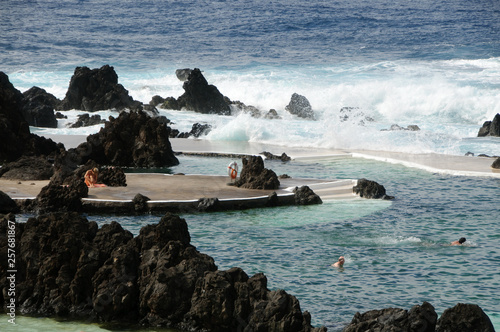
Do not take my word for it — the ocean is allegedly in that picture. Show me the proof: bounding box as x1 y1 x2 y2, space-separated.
2 0 500 331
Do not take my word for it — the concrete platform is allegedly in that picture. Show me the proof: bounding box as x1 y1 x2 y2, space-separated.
0 174 357 214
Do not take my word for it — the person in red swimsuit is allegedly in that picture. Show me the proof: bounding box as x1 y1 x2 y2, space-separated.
84 167 99 187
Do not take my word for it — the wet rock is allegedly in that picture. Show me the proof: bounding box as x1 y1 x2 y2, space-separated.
261 151 291 162
161 96 181 110
149 95 165 106
353 178 394 200
196 197 221 212
285 93 315 120
0 213 324 331
75 110 179 167
0 191 19 213
0 155 54 180
382 124 421 131
492 157 500 169
175 68 193 81
70 113 106 128
133 193 150 213
177 68 231 115
343 301 437 332
58 65 142 112
340 107 374 125
436 303 495 332
189 123 212 137
234 155 280 190
478 113 500 137
293 186 322 205
264 108 281 119
21 86 59 128
0 72 61 163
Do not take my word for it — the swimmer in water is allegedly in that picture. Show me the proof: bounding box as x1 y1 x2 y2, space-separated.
451 237 466 246
332 256 345 268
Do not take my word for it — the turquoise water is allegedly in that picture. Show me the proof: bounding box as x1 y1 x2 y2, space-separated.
10 155 495 331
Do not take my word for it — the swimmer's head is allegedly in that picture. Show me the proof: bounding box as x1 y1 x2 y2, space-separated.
93 167 99 173
458 237 466 244
338 256 345 262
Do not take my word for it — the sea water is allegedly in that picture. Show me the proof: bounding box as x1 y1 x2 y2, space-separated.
2 0 500 330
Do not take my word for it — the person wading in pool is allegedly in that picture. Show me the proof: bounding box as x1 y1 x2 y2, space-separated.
451 237 466 246
84 167 99 187
332 256 345 268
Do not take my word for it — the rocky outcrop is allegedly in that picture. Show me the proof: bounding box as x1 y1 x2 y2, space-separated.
492 157 500 169
74 110 179 167
70 113 106 128
353 178 394 200
0 191 19 213
343 301 438 332
0 213 324 332
261 151 291 162
0 155 54 180
58 65 142 112
234 155 280 190
175 68 193 81
175 68 231 115
478 113 500 137
382 124 420 131
285 93 315 120
36 180 88 214
436 303 495 332
293 186 322 205
0 72 61 163
21 86 59 128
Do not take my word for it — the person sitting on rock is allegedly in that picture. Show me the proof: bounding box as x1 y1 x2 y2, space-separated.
451 237 466 246
332 256 345 268
84 167 99 187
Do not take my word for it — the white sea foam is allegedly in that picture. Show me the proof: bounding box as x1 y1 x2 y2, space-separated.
12 58 500 157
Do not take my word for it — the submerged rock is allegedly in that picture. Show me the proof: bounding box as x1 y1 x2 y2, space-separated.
58 65 142 112
0 213 324 332
353 178 394 200
234 155 280 190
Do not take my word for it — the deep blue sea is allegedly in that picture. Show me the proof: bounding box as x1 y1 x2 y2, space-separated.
2 0 500 331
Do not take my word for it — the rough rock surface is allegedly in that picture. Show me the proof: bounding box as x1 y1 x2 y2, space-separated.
353 178 394 200
492 157 500 169
0 191 19 213
293 186 322 205
285 93 315 120
74 110 179 167
21 86 59 128
70 113 106 128
176 68 231 115
35 180 88 214
436 303 495 332
261 151 291 162
478 113 500 137
0 72 61 163
234 155 280 190
58 65 142 112
0 213 324 332
0 155 54 180
343 301 438 332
